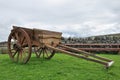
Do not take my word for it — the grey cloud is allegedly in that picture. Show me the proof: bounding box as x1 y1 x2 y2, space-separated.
0 0 120 41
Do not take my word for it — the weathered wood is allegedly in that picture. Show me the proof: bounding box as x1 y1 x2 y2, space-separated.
78 48 120 51
65 44 120 52
46 45 114 68
33 28 62 47
9 26 114 67
59 44 112 62
65 43 120 46
13 26 62 47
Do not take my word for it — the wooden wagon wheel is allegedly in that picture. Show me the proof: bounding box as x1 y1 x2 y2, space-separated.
34 46 55 59
8 28 32 64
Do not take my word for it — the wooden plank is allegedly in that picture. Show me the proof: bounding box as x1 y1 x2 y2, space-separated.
33 28 62 37
78 48 120 51
38 34 61 39
65 43 120 51
59 44 113 62
65 44 120 46
33 28 62 46
46 45 113 68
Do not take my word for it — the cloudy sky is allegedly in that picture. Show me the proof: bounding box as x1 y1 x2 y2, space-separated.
0 0 120 42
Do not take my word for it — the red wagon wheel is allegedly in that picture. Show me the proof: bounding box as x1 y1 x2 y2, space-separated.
34 46 55 59
8 28 32 64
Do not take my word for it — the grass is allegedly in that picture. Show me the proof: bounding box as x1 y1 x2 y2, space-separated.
0 53 120 80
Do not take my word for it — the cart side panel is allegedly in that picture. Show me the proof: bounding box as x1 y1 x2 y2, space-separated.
33 29 62 47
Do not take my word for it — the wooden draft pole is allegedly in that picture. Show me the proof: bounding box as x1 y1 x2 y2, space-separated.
59 44 113 62
46 44 114 68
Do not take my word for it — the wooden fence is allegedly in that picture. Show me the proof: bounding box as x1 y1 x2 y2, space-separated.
0 46 8 54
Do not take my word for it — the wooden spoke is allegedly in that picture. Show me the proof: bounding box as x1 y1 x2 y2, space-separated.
34 46 55 59
21 36 25 45
44 49 49 58
38 49 42 57
42 49 45 58
8 28 32 64
12 50 18 57
34 47 42 58
16 52 20 62
15 32 20 43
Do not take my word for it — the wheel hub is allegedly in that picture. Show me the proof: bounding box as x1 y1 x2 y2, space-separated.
13 44 22 51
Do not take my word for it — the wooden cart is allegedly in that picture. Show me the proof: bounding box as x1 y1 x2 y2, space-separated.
8 26 114 68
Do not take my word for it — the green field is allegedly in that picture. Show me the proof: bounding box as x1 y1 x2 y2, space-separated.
0 53 120 80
